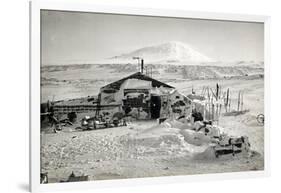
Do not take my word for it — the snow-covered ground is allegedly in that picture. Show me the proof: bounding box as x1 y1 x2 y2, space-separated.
41 61 264 182
41 76 264 183
41 118 263 183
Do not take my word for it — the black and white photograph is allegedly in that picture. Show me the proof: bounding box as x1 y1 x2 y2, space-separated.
40 10 265 184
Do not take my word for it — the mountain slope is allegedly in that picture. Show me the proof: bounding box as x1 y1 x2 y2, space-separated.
108 41 214 64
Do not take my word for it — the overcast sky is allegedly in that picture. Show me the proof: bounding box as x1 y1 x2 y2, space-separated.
41 10 264 65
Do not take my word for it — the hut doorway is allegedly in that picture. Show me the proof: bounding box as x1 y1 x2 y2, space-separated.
151 95 161 119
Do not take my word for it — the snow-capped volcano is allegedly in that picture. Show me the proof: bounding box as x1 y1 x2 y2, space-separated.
108 41 214 64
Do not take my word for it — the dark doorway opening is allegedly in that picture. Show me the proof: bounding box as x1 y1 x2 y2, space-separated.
151 95 161 119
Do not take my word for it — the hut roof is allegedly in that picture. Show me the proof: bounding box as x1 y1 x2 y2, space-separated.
101 72 174 91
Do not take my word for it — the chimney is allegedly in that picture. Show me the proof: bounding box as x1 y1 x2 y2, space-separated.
141 59 144 74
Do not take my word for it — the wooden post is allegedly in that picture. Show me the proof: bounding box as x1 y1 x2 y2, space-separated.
211 102 213 121
241 91 244 111
226 88 229 112
216 83 219 101
219 85 222 99
237 91 240 111
212 103 215 121
218 104 222 124
204 102 206 120
216 103 218 123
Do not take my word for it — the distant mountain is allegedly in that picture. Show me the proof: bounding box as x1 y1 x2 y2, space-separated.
107 41 214 64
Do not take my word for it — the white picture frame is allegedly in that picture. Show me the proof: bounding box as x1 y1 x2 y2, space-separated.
30 1 271 192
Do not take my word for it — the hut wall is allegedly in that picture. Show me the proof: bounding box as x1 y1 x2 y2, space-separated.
159 90 192 119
